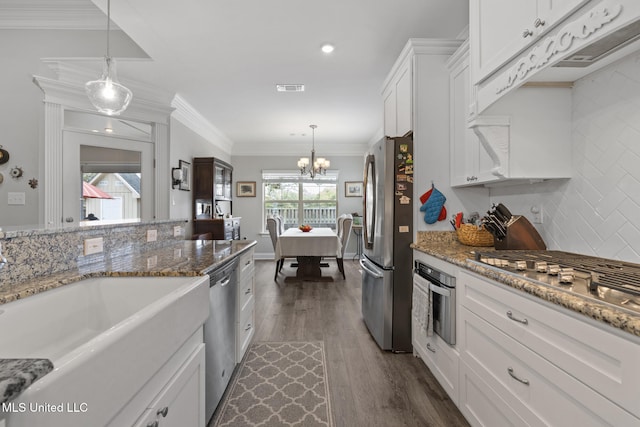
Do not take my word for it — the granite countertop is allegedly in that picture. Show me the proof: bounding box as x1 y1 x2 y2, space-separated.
0 238 256 404
411 232 640 338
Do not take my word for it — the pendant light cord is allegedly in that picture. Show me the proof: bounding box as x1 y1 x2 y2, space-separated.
106 0 111 59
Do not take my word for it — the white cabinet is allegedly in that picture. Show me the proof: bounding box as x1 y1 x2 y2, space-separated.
109 331 206 427
412 276 460 404
447 41 498 187
470 0 587 86
133 344 205 427
236 247 255 363
457 270 640 426
383 55 412 137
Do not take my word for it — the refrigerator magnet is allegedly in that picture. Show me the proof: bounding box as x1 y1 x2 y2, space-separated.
397 174 407 182
400 144 408 153
399 195 411 204
397 183 407 191
407 176 414 183
405 165 413 175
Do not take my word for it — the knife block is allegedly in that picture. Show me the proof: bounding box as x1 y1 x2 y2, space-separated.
494 216 547 250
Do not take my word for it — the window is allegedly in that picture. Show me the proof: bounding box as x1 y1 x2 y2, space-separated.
263 170 338 230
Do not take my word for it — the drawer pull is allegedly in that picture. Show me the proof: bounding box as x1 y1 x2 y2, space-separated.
506 310 528 325
245 323 252 331
426 343 436 353
147 422 159 427
245 260 252 266
522 29 533 38
245 288 252 295
508 367 530 386
157 406 169 417
534 18 545 28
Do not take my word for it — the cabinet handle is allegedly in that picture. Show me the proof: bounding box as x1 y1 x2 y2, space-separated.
508 367 530 385
157 407 169 418
244 288 252 295
534 18 545 28
147 422 159 427
245 260 252 266
426 343 436 353
522 29 533 38
245 323 252 331
506 310 528 325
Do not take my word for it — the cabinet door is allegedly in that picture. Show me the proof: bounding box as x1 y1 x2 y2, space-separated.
214 165 225 198
134 345 206 427
471 0 537 84
395 64 412 137
539 0 587 26
194 160 214 200
383 89 397 137
449 49 498 187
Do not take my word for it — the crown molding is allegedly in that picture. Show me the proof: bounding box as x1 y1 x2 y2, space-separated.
171 94 235 155
0 1 119 30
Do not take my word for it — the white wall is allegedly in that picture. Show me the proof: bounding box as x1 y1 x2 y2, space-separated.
490 51 640 262
0 29 146 228
231 154 365 259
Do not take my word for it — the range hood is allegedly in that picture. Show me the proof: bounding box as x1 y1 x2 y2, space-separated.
554 17 640 68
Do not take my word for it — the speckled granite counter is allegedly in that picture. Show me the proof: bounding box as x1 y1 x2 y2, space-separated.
412 232 640 339
0 359 54 404
0 238 256 403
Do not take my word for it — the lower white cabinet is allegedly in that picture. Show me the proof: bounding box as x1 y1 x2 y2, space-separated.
133 344 205 427
108 331 206 427
412 276 459 404
236 247 255 363
457 270 640 426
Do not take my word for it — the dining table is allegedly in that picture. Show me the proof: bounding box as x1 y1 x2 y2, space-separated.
274 227 342 282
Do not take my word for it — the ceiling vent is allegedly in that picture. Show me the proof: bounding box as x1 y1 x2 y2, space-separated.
554 18 640 68
276 84 305 92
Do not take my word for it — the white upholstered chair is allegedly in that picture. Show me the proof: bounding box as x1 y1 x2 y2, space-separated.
336 214 353 279
266 216 283 280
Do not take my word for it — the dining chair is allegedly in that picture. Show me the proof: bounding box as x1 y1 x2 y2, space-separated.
336 214 353 279
266 216 283 280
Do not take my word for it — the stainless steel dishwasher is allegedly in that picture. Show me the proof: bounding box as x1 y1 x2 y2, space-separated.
204 258 238 422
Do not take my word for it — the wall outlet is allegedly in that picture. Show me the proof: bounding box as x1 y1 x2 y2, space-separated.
147 255 158 269
531 205 543 224
8 192 25 205
173 226 183 237
146 229 157 242
84 237 104 255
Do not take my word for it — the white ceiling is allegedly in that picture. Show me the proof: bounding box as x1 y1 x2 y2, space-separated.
3 0 469 155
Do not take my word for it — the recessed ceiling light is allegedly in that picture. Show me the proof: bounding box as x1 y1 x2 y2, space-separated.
104 127 114 133
276 84 305 92
321 44 335 54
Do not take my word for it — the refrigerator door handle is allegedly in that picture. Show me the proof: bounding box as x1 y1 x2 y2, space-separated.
360 258 384 279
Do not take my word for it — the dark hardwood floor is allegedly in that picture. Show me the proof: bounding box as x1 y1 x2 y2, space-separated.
251 258 470 427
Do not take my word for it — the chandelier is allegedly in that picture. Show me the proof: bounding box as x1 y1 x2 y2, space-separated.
297 124 330 179
85 0 133 116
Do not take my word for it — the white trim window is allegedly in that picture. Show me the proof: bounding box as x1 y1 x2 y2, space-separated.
263 170 339 230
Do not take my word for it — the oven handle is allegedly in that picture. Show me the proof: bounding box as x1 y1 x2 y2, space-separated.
429 282 452 298
360 258 384 279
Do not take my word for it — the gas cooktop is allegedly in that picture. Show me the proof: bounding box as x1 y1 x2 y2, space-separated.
470 250 640 316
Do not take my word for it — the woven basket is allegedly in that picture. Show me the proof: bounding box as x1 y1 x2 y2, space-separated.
456 223 494 247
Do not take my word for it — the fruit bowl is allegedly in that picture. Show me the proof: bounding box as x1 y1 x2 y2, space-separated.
298 224 313 232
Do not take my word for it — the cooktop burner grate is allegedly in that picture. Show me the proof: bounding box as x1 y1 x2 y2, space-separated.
474 250 640 297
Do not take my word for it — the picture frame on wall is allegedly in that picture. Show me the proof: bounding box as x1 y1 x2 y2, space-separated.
345 181 363 197
179 160 191 191
237 181 256 197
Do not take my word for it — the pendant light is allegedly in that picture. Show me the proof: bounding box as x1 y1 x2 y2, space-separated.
298 125 330 179
85 0 132 116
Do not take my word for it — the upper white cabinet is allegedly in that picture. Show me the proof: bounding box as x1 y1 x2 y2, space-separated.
470 0 640 114
470 0 587 86
448 41 498 187
383 55 412 137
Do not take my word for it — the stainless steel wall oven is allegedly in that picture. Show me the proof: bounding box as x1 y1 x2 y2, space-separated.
413 261 456 346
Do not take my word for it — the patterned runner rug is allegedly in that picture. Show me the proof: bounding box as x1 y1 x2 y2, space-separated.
213 341 334 427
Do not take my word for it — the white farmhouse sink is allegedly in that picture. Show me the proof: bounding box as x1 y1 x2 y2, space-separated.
0 275 209 427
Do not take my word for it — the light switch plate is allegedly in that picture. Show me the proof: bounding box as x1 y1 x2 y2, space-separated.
84 237 104 255
8 192 25 205
146 229 157 242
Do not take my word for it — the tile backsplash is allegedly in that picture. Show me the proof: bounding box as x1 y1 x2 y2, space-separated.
490 52 640 262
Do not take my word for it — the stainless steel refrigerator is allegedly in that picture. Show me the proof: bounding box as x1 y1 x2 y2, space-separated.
360 136 413 352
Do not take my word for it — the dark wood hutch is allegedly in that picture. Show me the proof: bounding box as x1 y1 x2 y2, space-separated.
192 157 240 240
